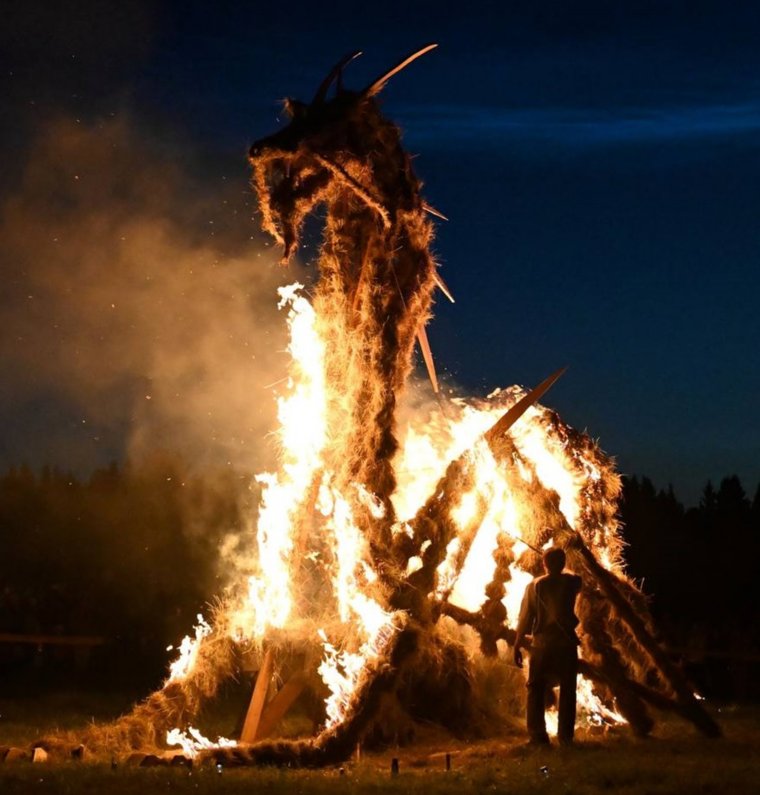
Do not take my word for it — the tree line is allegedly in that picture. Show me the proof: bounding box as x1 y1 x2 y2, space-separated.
619 474 760 702
0 461 757 696
0 457 249 685
620 474 759 628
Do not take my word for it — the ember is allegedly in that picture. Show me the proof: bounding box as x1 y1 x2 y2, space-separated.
57 46 719 764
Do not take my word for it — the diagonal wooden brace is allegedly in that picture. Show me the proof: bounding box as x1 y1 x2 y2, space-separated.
240 649 274 744
256 672 309 741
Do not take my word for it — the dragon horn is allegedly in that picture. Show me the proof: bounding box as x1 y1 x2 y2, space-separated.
433 272 455 303
311 50 363 104
416 324 439 394
363 43 438 97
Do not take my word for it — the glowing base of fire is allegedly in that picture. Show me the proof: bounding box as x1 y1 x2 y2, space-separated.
166 727 237 759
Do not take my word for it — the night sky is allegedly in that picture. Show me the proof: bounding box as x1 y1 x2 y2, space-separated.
2 1 759 504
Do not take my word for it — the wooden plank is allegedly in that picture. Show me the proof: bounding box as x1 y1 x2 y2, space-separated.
240 648 274 743
484 366 567 443
255 672 308 741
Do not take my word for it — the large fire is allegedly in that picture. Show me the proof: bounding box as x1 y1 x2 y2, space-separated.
169 284 624 750
63 45 717 765
164 281 625 755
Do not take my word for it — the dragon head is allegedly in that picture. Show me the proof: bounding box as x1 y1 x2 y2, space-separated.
248 45 437 261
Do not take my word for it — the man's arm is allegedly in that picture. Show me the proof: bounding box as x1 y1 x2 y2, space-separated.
513 581 535 667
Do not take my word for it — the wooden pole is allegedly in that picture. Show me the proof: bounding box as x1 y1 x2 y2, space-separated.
255 672 308 741
240 649 274 743
577 660 712 725
566 536 721 738
579 588 654 736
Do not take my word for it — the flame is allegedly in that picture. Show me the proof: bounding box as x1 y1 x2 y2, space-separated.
227 283 328 638
576 677 627 726
166 286 629 743
542 676 626 737
315 479 401 727
167 614 211 683
166 727 237 758
446 443 518 612
318 613 402 729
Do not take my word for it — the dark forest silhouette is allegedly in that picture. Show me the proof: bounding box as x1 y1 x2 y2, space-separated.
622 475 760 625
0 458 248 688
0 462 758 700
619 474 760 701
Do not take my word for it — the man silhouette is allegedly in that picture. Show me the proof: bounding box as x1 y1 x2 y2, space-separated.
514 546 582 746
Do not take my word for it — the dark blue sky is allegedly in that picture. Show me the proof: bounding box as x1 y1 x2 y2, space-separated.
2 1 759 504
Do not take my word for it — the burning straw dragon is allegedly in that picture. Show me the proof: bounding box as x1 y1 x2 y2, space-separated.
50 45 719 764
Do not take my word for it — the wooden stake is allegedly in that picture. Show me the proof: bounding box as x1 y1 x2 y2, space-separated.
255 672 307 741
240 649 274 743
567 536 721 738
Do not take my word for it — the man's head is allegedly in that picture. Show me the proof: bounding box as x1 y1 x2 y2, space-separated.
543 547 566 575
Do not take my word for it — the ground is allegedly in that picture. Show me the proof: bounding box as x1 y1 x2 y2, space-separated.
1 689 758 794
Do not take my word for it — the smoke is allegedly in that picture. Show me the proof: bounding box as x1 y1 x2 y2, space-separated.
0 113 307 476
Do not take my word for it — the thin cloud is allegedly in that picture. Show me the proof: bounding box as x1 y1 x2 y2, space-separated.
401 100 760 149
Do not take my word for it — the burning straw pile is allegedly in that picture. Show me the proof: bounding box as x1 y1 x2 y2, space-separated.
43 45 719 765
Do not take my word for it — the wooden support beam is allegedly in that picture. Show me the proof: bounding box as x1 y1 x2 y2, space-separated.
240 649 274 744
578 660 715 727
438 601 517 646
255 672 308 741
566 535 721 738
484 367 567 444
578 588 654 736
439 600 701 737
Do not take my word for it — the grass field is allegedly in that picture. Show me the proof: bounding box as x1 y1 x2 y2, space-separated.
1 690 758 794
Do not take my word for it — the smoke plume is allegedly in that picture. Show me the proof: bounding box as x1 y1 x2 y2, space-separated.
0 113 307 477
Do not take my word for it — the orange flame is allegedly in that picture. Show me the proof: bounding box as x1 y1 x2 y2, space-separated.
167 286 628 745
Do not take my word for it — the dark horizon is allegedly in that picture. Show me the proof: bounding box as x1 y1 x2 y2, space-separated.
2 452 757 514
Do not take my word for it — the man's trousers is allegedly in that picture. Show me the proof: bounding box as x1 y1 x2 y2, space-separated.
526 639 578 743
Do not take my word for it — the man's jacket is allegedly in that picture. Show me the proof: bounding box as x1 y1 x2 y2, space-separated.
516 571 582 645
